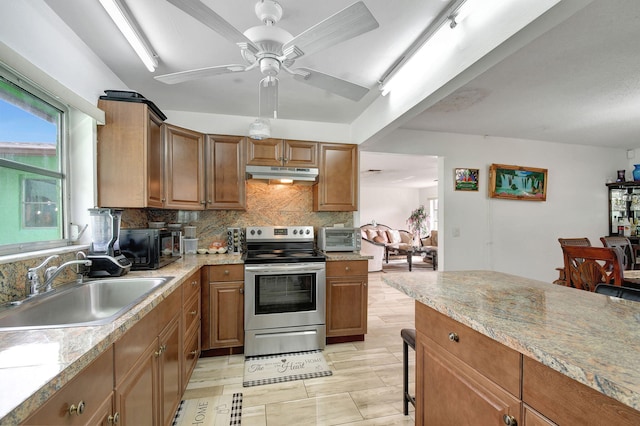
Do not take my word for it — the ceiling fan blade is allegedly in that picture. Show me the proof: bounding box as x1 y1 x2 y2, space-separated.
292 68 369 101
282 1 379 61
259 77 279 119
166 0 259 54
154 64 247 84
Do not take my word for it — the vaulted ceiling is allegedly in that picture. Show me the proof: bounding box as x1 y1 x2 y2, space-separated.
42 0 640 187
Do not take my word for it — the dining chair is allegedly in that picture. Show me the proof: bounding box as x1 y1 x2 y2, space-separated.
554 238 592 285
600 236 639 270
561 245 623 292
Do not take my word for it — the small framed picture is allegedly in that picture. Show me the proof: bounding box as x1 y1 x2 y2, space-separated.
454 168 479 191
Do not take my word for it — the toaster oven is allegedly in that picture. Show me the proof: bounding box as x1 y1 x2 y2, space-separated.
317 227 361 252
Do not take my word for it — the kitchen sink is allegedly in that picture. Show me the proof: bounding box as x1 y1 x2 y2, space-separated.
0 277 173 331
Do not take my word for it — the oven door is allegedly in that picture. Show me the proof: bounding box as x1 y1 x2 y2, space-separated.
244 262 326 332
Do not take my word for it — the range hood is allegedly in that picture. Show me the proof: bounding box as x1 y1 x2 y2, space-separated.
246 165 319 184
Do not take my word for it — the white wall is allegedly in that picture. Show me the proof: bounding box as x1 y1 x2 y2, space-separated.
359 187 420 231
365 129 627 283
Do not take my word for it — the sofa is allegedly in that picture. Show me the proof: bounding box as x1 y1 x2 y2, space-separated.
420 230 438 269
360 223 414 271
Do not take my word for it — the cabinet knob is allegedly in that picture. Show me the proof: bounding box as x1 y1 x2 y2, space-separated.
108 412 120 424
191 280 198 286
503 415 518 426
448 332 459 342
239 287 244 294
345 266 350 271
200 200 206 205
68 400 85 416
224 269 230 275
208 199 212 203
190 350 198 357
190 310 197 316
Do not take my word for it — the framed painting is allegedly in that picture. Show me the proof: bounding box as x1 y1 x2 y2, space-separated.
489 164 547 201
454 168 479 191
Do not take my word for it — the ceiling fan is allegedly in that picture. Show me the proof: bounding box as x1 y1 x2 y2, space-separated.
155 0 379 118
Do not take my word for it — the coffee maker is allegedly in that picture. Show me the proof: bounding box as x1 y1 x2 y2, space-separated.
87 208 131 277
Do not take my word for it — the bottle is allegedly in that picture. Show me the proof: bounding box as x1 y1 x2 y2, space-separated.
618 218 624 235
624 218 632 237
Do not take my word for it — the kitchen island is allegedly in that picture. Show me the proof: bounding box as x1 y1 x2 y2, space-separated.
383 270 640 425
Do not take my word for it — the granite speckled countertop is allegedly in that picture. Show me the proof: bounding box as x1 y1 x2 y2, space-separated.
382 270 640 411
323 252 371 261
0 252 366 423
0 254 241 424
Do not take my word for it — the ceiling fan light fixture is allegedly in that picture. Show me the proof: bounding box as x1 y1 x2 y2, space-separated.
248 117 271 140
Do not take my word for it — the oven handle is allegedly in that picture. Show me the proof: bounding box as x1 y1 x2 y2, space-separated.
245 263 326 273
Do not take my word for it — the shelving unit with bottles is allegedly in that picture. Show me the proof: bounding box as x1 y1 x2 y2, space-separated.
607 182 640 238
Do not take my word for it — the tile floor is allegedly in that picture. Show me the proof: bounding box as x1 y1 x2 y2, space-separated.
183 260 432 425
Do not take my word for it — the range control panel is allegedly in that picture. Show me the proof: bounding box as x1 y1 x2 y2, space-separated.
245 226 314 242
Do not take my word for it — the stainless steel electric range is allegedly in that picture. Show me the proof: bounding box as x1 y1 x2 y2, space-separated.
243 226 326 356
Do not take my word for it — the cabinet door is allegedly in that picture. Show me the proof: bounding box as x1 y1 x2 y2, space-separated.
284 140 318 167
326 276 367 337
114 339 159 426
209 281 244 348
246 138 284 166
206 135 246 210
163 124 205 210
417 333 521 425
97 100 164 208
314 143 358 211
23 347 114 425
159 313 182 426
524 405 556 426
147 111 164 208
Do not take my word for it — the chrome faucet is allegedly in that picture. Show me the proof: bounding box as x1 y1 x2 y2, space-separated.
26 253 92 297
43 260 92 292
26 255 60 297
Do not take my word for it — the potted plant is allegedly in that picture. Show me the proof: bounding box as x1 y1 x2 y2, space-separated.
407 205 429 244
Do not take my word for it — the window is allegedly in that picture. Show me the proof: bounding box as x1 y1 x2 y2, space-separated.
429 198 438 231
0 65 67 254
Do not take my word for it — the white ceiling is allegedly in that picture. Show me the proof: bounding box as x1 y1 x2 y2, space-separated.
42 0 640 188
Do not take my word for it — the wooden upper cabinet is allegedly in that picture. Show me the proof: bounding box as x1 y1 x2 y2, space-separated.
206 135 246 210
246 138 318 167
313 143 358 211
163 124 205 210
97 99 164 208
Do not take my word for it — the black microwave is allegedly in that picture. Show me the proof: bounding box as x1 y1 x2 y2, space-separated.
119 228 181 270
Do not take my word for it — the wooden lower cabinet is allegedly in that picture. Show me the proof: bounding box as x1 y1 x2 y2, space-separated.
202 264 244 351
182 271 201 392
23 347 115 425
416 302 640 425
326 260 368 340
114 287 182 426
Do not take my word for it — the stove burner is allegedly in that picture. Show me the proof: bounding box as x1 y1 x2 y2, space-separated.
256 253 278 258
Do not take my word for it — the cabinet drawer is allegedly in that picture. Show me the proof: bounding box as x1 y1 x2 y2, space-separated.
23 347 114 425
327 260 367 277
184 291 200 337
183 326 200 386
416 302 521 396
523 357 640 425
208 264 244 282
183 270 201 302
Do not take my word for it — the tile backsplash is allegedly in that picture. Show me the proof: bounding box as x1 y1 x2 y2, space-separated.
0 181 353 303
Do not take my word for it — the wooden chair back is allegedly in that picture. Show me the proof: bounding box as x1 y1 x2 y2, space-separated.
562 246 623 292
554 238 592 285
558 237 591 247
600 236 637 270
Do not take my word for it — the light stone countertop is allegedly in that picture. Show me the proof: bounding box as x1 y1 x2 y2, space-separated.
0 252 365 424
0 254 241 425
382 270 640 412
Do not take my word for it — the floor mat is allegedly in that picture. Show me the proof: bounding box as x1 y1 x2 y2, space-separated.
172 393 242 426
243 350 332 387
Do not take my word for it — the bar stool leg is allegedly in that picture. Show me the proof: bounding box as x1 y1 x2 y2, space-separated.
403 338 410 415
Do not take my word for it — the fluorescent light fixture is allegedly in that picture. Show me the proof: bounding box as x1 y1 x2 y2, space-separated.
378 0 470 96
99 0 158 72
